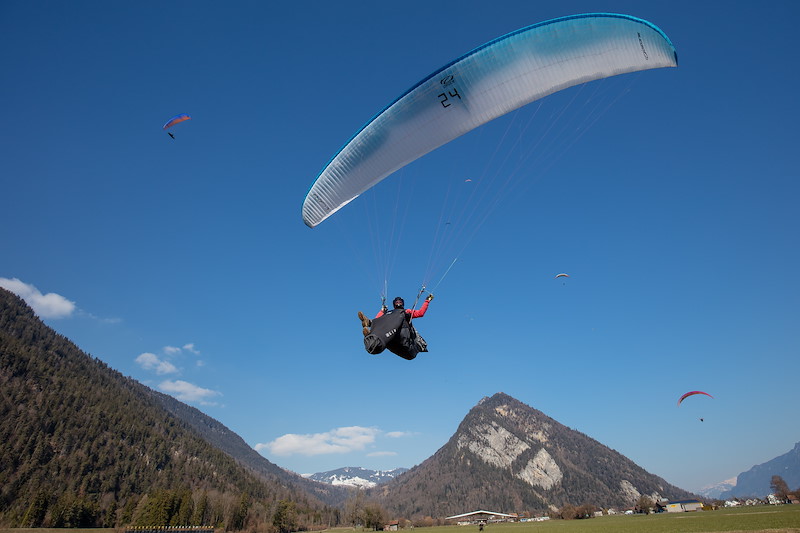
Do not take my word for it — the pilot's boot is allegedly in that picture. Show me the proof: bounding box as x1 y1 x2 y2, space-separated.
358 311 371 328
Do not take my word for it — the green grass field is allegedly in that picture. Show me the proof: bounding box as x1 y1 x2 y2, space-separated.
2 506 799 533
416 506 800 533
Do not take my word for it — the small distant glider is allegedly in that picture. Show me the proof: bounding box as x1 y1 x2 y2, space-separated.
163 114 191 138
677 390 713 406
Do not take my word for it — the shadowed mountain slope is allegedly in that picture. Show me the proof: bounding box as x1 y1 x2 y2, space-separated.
720 442 800 499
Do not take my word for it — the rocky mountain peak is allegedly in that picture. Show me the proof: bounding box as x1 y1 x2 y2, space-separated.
372 392 696 517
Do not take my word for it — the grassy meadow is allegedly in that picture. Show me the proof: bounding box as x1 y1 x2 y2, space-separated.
417 506 800 533
2 506 799 533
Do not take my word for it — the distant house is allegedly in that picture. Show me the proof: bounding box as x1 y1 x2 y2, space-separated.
384 520 400 531
665 500 703 512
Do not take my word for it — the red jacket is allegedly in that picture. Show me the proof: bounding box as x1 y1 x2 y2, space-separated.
375 300 430 319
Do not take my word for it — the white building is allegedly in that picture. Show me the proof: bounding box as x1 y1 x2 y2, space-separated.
445 511 517 524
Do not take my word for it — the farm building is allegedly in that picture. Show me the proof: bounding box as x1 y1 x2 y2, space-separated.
665 499 703 512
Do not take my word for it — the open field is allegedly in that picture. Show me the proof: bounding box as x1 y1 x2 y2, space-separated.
2 507 799 533
414 506 800 533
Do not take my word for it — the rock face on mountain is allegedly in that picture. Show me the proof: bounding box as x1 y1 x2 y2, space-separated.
373 393 695 517
719 442 800 499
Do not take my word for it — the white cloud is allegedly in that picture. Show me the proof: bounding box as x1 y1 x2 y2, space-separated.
385 431 412 438
81 312 121 324
183 343 200 354
163 343 199 356
0 277 75 319
135 352 178 374
158 379 221 405
135 342 205 378
367 451 398 457
256 426 380 457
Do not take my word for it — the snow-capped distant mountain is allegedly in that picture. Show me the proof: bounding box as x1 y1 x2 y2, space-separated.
696 477 737 499
304 466 409 488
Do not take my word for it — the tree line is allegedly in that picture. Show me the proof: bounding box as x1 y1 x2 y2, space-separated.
14 485 346 531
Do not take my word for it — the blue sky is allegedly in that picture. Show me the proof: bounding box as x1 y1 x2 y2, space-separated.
2 0 799 494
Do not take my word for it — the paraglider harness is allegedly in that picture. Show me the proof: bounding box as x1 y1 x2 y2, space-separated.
363 292 428 360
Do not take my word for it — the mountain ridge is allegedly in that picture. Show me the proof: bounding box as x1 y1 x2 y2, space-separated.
697 477 737 499
370 393 697 517
719 442 800 499
148 387 350 506
304 467 409 488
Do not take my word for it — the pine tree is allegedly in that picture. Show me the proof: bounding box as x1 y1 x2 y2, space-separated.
20 490 49 527
272 499 298 533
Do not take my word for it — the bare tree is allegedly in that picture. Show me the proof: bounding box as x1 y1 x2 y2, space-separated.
344 489 366 528
635 495 654 514
771 475 790 502
556 504 577 520
363 503 387 531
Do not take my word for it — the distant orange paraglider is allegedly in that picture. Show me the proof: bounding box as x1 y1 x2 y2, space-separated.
163 113 191 139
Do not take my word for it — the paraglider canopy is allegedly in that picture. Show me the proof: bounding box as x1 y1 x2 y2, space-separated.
163 114 191 130
677 390 713 406
302 13 678 228
555 273 570 279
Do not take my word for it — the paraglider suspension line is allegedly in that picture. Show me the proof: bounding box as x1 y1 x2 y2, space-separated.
431 258 458 293
408 285 427 322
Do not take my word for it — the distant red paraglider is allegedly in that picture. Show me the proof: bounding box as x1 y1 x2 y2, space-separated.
677 390 713 406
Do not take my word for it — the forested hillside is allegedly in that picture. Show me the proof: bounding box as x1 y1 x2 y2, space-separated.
0 288 340 529
149 386 349 507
